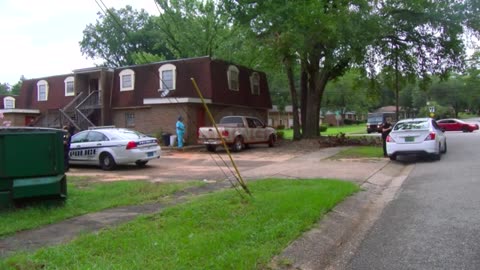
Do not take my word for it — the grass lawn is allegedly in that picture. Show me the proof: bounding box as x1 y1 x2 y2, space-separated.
1 179 359 270
330 146 384 159
457 112 479 119
279 124 366 139
0 177 202 238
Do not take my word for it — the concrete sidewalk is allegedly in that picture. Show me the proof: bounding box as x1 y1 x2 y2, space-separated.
0 147 410 263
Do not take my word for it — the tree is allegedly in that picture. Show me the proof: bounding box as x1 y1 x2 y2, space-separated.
366 1 469 121
80 6 173 67
429 76 470 117
0 83 9 95
152 0 235 59
225 0 380 137
226 0 475 138
9 76 25 96
322 70 371 117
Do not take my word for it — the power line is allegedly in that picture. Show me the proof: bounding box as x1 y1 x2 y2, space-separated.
93 0 247 192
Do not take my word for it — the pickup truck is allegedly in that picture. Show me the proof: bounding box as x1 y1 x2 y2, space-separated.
197 116 277 152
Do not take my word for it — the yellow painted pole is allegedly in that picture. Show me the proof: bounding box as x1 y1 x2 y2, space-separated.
190 78 251 196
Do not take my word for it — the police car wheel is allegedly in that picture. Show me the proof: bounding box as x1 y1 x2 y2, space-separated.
135 160 148 167
100 153 116 170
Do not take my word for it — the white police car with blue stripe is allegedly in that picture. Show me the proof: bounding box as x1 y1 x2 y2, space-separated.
69 127 161 170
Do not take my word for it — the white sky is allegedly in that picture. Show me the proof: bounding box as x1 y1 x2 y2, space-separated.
0 0 159 86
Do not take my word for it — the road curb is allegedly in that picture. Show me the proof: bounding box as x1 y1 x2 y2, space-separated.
270 162 415 270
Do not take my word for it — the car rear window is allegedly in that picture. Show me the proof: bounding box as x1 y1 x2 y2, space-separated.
367 117 383 123
107 129 148 140
219 117 245 127
394 120 429 131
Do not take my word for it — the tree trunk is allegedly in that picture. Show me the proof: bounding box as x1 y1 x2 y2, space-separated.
285 61 302 140
395 47 400 122
300 61 308 134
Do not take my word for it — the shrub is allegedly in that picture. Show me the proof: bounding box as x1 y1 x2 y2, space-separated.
276 131 285 139
319 125 328 132
343 119 359 125
276 124 285 130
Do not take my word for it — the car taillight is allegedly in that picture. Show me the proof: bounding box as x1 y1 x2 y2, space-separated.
386 135 395 142
425 132 436 141
221 130 229 137
126 141 137 149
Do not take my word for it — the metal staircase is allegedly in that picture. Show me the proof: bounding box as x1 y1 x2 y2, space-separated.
33 91 101 130
60 91 100 130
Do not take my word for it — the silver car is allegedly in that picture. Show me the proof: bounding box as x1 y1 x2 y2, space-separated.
386 118 447 161
69 127 161 170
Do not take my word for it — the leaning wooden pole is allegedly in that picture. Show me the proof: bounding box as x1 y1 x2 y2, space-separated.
190 78 251 196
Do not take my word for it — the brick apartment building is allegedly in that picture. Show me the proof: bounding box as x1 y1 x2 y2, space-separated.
5 56 272 144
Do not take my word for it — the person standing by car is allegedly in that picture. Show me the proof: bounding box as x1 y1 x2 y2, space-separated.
381 118 393 157
176 116 185 149
63 125 74 171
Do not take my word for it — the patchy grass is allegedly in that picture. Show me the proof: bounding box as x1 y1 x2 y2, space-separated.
0 177 202 238
280 124 366 140
1 179 359 270
330 146 384 159
457 112 479 119
321 124 366 136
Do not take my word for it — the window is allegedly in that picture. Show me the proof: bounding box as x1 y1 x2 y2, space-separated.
227 65 239 91
71 131 89 143
125 112 135 127
3 96 15 109
87 131 108 142
119 69 135 91
159 64 176 91
64 76 75 96
247 118 256 128
37 80 49 101
253 118 264 128
250 72 260 95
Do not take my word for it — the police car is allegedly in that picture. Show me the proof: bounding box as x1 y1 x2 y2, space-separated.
69 127 161 170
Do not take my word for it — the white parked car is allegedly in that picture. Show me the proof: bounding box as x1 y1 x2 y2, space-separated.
386 118 447 161
69 127 161 170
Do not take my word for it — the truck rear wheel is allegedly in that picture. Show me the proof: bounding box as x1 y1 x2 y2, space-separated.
268 134 275 147
232 137 243 152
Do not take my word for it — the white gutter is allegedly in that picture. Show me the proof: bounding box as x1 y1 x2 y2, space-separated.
143 97 212 105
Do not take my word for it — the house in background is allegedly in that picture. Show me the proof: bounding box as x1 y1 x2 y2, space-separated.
268 105 364 128
268 105 297 128
16 56 272 144
321 110 365 126
0 94 39 126
373 106 414 119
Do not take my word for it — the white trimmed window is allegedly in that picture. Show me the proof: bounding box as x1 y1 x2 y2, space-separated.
250 72 260 95
37 80 49 101
119 69 135 91
227 65 239 91
3 96 15 109
125 112 135 127
159 64 176 91
64 76 75 96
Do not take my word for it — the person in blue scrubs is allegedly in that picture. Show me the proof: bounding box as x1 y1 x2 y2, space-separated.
176 116 185 149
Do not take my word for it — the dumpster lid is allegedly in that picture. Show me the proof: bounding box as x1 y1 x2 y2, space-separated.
0 127 64 133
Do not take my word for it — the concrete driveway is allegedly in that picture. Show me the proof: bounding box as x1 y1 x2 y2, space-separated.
67 140 389 185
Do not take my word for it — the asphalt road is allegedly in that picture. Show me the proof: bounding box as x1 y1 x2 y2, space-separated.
347 124 480 269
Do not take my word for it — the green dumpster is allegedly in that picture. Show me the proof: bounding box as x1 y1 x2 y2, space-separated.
0 127 67 208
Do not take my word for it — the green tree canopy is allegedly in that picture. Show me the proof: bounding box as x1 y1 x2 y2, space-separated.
80 5 173 67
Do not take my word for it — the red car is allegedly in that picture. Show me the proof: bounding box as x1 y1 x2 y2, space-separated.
436 118 479 132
